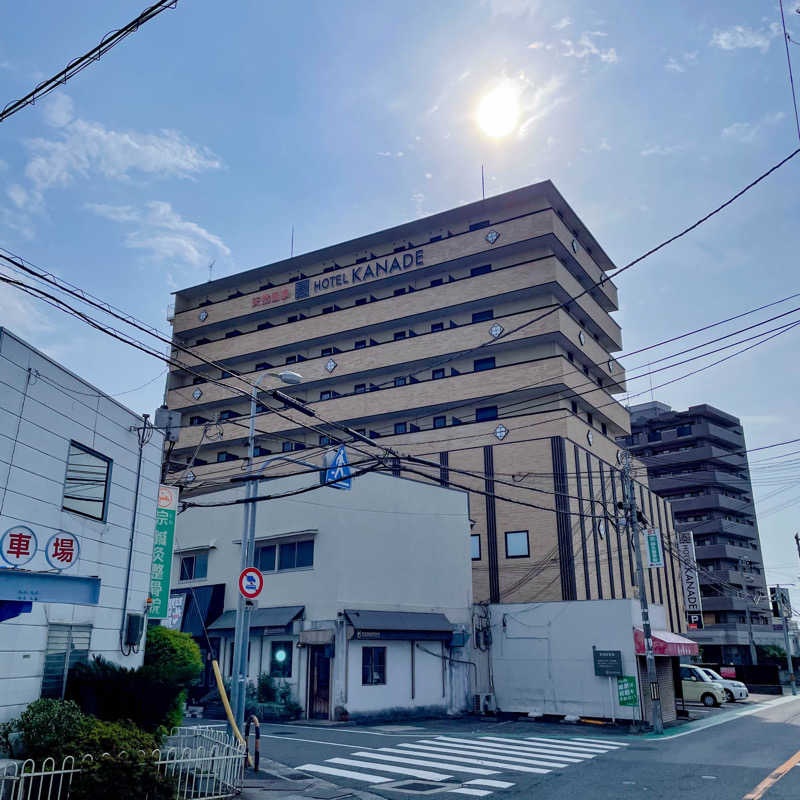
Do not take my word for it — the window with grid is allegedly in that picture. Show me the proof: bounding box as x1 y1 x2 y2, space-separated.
41 624 92 699
179 551 208 580
62 441 112 521
362 646 386 685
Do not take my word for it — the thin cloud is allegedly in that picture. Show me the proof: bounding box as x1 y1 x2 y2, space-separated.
722 111 785 143
553 16 572 30
518 75 568 138
665 53 697 73
710 24 780 53
641 143 684 157
0 283 54 337
561 31 618 63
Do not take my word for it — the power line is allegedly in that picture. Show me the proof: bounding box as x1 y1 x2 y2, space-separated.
779 0 800 142
0 1 180 124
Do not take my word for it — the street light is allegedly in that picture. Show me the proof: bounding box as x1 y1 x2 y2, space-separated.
229 370 303 732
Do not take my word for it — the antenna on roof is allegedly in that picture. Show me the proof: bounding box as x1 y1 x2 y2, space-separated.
481 164 485 200
290 225 295 257
207 259 215 282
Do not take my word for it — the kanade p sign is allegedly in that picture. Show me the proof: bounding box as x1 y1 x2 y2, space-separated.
239 567 264 600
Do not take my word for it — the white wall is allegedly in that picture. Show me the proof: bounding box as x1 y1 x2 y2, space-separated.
480 600 667 720
0 329 163 722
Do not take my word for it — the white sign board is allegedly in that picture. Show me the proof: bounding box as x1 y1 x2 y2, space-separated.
678 530 703 630
164 593 186 630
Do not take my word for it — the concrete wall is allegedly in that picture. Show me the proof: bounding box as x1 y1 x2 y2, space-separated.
0 329 163 722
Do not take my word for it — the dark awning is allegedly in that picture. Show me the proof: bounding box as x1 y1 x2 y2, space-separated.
208 605 304 633
170 584 225 638
345 609 455 641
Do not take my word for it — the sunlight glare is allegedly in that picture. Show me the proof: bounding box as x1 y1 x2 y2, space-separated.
477 85 520 138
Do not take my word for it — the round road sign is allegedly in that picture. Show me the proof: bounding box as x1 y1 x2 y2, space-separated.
238 567 264 599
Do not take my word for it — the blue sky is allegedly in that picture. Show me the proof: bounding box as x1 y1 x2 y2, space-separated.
2 0 800 601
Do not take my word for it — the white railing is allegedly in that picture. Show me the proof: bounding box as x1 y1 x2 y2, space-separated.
0 727 245 800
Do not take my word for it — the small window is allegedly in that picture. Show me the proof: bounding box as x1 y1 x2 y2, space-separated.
253 445 272 457
285 355 297 364
571 401 578 414
505 530 530 558
321 347 333 357
257 322 272 331
394 376 406 387
282 442 294 453
323 306 335 314
601 423 608 436
362 646 387 685
278 540 314 570
393 288 406 296
192 377 204 385
270 641 293 678
472 310 493 323
319 435 334 446
224 330 242 339
218 410 237 420
587 412 593 426
677 425 692 437
355 340 367 349
255 362 272 371
320 391 332 401
430 278 444 287
433 415 447 429
180 551 208 580
567 351 574 363
471 535 481 560
189 416 207 426
476 406 498 422
394 422 407 435
469 220 490 231
394 331 406 341
355 297 368 306
216 452 237 463
354 384 366 393
432 368 445 380
62 441 112 521
474 357 495 372
431 322 444 332
41 624 91 699
470 264 492 277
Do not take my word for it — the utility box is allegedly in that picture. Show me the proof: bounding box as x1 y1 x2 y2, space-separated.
125 612 145 646
155 406 182 443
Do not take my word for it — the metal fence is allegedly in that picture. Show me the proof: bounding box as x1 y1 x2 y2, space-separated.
0 726 245 800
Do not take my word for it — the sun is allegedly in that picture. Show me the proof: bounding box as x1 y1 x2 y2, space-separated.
477 86 520 138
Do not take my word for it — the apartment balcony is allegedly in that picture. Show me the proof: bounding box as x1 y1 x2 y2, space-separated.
671 493 753 516
687 517 759 539
649 469 750 495
640 444 746 468
695 542 761 562
700 596 752 612
698 568 766 592
691 421 744 450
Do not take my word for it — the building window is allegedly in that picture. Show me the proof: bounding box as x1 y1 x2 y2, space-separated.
321 347 333 357
601 423 607 436
319 435 333 446
278 539 314 570
505 530 530 558
218 410 237 420
431 322 444 333
430 278 444 288
180 551 208 581
253 446 271 457
255 362 272 371
355 297 368 306
470 264 492 277
677 425 692 436
567 351 574 362
189 416 207 426
322 306 334 314
471 535 481 560
270 641 293 678
432 368 445 380
394 376 406 387
393 288 406 296
62 441 112 521
472 310 493 323
257 544 276 571
469 220 490 231
394 331 406 341
476 406 498 422
285 355 297 364
433 416 446 429
282 442 294 453
320 391 332 401
647 430 662 442
586 412 593 426
571 401 578 414
217 452 237 463
362 646 387 685
355 340 367 349
41 624 91 699
474 357 495 372
394 422 407 435
354 384 366 393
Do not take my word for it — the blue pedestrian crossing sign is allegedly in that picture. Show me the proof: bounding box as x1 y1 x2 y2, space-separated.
325 445 351 490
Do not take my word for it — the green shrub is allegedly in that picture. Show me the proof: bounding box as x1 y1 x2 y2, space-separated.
13 699 86 762
70 753 177 800
71 717 157 757
144 626 203 686
257 673 277 702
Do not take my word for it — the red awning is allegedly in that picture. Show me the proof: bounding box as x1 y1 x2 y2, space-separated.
634 628 699 657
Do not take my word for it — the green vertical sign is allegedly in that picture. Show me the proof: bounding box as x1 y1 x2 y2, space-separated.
149 485 178 619
617 675 639 706
645 528 664 568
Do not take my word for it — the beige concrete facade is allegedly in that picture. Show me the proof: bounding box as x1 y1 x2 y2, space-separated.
166 181 686 633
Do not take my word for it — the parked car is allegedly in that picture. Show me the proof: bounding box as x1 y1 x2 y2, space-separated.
700 668 749 702
680 665 728 707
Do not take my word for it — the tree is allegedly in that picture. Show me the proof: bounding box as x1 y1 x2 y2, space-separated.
144 625 203 686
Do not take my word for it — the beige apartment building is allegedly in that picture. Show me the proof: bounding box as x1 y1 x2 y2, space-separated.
165 181 687 633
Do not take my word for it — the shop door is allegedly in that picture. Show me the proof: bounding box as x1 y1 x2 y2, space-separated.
308 645 331 719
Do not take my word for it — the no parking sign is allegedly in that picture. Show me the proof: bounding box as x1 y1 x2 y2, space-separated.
238 567 263 599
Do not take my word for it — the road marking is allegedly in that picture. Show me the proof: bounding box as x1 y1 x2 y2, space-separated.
327 757 453 781
448 790 492 797
392 743 558 772
571 737 631 747
261 733 361 748
520 736 620 752
465 779 516 789
297 764 391 783
742 748 800 800
351 751 499 775
435 737 594 760
413 740 577 765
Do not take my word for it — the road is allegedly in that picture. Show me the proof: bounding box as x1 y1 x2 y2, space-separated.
248 695 800 799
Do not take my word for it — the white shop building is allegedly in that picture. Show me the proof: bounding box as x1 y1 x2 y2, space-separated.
0 329 163 722
169 469 473 720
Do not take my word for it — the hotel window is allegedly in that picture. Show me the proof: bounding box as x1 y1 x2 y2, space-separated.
253 446 271 457
321 347 333 357
354 384 366 393
180 551 208 581
476 406 498 422
472 309 493 323
505 530 530 558
41 624 91 699
431 322 444 332
394 288 406 296
285 355 297 364
362 646 386 685
474 357 495 372
192 377 204 385
189 416 207 426
355 339 366 349
432 368 445 380
433 416 446 429
469 220 490 231
270 641 293 678
62 441 112 522
282 442 293 453
394 376 406 387
470 264 492 277
319 435 334 446
257 322 272 331
394 331 406 341
320 391 332 401
430 278 444 287
571 401 578 414
255 362 272 371
471 535 481 560
216 452 237 463
394 422 407 435
355 297 368 306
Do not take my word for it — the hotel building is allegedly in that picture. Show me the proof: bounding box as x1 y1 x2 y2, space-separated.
165 181 687 632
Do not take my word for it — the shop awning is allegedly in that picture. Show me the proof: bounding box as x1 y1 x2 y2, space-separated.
170 584 225 638
208 605 304 633
634 627 699 657
345 609 455 642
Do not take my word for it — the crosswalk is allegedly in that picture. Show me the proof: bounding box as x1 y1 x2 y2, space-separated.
297 734 629 797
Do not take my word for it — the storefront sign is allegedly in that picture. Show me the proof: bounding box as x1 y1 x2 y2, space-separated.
645 528 664 568
617 675 639 706
593 648 623 677
164 593 186 630
0 525 37 567
149 485 178 619
45 532 79 570
678 530 703 630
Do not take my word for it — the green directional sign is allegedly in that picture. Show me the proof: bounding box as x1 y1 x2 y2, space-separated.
617 675 639 707
148 485 178 619
645 528 664 568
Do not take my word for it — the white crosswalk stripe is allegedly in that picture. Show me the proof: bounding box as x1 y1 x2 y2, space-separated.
296 732 625 797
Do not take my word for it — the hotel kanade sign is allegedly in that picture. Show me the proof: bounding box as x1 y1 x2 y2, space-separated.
678 530 703 630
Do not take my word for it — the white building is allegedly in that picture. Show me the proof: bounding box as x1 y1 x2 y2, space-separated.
0 329 163 722
170 468 473 720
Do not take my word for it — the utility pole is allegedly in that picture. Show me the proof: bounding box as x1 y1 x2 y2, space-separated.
740 559 759 666
794 532 800 562
775 584 797 696
622 450 664 735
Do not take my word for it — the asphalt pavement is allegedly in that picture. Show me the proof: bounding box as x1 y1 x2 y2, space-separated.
235 694 800 800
